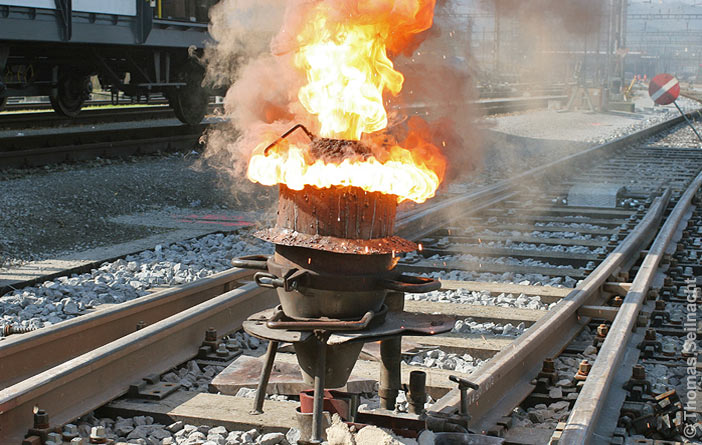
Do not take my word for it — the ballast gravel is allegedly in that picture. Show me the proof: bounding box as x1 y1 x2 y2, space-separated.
64 413 298 445
406 288 553 310
0 232 272 331
426 269 578 287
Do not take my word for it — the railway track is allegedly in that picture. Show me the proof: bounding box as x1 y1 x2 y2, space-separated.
0 118 216 169
0 96 561 170
1 112 701 443
0 105 178 130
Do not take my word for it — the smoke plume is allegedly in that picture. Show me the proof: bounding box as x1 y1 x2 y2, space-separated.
201 0 481 202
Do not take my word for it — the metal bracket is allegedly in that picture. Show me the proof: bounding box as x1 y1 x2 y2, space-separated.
128 374 179 400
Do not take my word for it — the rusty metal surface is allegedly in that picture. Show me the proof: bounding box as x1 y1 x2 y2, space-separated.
429 191 671 432
561 172 702 443
209 354 376 396
243 307 454 345
276 184 398 240
255 228 416 254
0 267 253 390
0 283 277 443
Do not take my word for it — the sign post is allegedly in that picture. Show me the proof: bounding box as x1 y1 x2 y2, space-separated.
649 73 702 143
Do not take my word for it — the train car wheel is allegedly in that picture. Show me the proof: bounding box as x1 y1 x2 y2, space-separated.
169 86 208 125
50 74 91 118
169 62 208 125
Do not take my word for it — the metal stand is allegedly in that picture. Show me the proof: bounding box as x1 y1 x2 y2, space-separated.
311 334 328 444
379 291 404 410
242 306 454 443
673 101 702 144
251 340 280 414
249 336 328 444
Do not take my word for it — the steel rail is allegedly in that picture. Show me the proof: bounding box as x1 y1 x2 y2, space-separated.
398 110 698 242
0 111 695 440
0 283 278 443
0 267 254 389
429 189 672 432
560 171 702 444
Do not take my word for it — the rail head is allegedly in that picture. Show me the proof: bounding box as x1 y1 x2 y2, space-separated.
428 189 672 432
559 172 702 443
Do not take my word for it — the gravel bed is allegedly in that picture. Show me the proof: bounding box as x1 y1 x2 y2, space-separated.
475 229 608 241
452 317 527 337
643 332 701 397
466 240 606 255
506 327 597 430
402 316 529 373
532 222 608 230
417 252 591 271
406 288 553 310
425 270 578 287
646 120 702 149
405 347 485 374
0 150 274 268
157 329 268 393
484 95 699 146
57 413 299 445
0 232 272 330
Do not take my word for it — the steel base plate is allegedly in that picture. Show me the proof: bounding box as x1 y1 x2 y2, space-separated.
243 308 454 345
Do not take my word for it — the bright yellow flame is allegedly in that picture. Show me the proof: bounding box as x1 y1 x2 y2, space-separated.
247 142 441 203
246 1 444 204
294 13 404 140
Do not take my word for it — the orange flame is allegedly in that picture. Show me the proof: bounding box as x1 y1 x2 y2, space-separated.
246 0 444 203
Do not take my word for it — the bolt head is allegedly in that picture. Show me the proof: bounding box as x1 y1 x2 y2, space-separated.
205 327 217 341
597 324 609 337
632 364 646 379
90 425 106 438
33 409 49 428
63 423 79 439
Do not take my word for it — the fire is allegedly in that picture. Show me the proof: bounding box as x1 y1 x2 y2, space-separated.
246 0 445 204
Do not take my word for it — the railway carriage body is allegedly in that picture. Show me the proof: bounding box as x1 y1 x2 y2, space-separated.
0 0 216 124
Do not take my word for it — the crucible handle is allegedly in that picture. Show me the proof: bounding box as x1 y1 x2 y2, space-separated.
232 255 270 270
381 275 441 294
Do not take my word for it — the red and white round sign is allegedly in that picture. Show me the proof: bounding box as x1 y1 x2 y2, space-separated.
649 73 680 105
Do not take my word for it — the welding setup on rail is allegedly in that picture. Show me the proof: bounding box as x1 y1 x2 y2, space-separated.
231 126 489 443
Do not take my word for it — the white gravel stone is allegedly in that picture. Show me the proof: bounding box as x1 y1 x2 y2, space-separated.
0 231 272 330
258 432 285 445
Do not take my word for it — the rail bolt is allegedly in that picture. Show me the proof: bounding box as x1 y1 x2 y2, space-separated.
632 365 646 380
47 433 62 444
596 324 609 338
644 328 657 341
612 296 623 307
62 424 79 441
89 426 107 444
33 409 50 429
216 343 230 357
662 342 676 356
574 360 591 381
205 327 217 342
542 358 555 374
